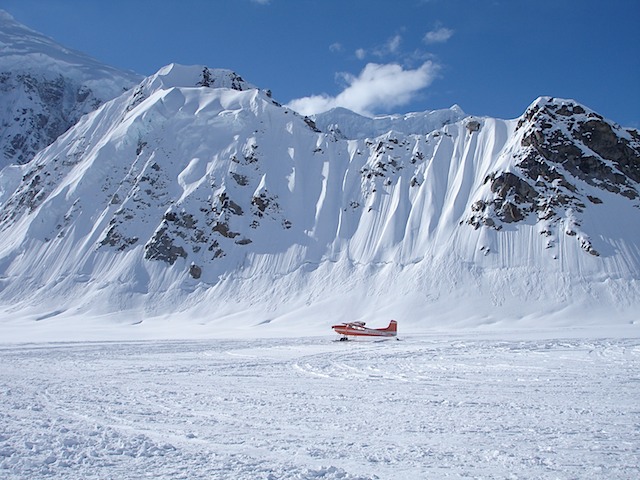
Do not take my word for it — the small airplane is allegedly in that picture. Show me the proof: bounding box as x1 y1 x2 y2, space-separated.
331 320 397 341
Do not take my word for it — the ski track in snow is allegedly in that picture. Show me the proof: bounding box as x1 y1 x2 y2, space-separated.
1 335 639 479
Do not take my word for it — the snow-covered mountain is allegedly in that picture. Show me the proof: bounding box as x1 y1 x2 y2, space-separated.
0 10 140 168
0 58 638 334
311 105 467 139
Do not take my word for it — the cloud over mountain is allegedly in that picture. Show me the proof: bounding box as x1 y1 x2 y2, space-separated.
286 61 439 116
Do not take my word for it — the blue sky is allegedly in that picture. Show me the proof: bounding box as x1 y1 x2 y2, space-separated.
3 0 639 126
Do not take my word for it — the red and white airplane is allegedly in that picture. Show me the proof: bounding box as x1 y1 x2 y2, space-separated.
331 320 397 340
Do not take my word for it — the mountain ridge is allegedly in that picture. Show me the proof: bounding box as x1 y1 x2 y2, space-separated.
0 64 638 331
0 9 141 168
0 13 638 334
311 104 467 139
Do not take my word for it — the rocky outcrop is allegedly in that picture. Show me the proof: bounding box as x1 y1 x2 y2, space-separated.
519 99 639 200
0 72 123 166
466 119 481 134
144 226 188 265
467 172 538 228
466 97 639 256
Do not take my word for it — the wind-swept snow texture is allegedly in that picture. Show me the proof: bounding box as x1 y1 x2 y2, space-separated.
0 58 639 334
0 333 639 479
0 10 141 168
311 105 467 139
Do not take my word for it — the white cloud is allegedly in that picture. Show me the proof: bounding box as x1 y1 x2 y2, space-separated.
355 48 366 60
424 27 454 44
329 42 343 53
286 62 439 117
251 0 271 4
373 34 403 58
387 34 402 54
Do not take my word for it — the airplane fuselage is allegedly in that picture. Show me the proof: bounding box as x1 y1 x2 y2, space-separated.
331 320 397 338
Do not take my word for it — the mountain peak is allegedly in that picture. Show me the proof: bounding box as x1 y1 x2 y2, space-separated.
0 10 141 167
465 93 640 259
524 96 597 122
145 63 257 92
517 95 640 196
0 10 137 82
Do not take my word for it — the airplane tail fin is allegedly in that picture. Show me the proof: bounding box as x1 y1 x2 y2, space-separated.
385 320 398 333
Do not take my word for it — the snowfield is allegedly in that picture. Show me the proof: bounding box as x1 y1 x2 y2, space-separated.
1 330 639 479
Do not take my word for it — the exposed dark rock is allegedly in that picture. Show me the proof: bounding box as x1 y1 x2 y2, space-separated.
136 139 147 155
411 151 424 164
579 237 600 256
227 199 244 216
241 150 259 164
144 226 187 264
555 104 585 116
468 172 540 225
0 72 107 166
99 225 139 251
231 172 249 186
577 120 640 184
164 211 196 228
189 263 202 279
489 172 537 205
466 120 481 134
501 202 524 223
252 192 271 214
206 240 225 259
0 66 131 168
303 116 321 133
126 86 146 112
196 67 213 87
229 73 248 91
213 221 240 239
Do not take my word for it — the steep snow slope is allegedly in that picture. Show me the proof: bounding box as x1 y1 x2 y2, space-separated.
0 10 140 167
0 63 638 335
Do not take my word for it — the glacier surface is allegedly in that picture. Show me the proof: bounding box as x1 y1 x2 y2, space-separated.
1 330 638 479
